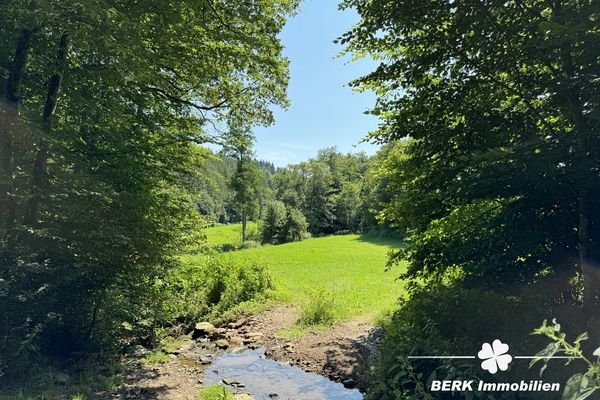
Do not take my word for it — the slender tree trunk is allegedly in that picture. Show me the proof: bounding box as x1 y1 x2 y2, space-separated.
242 213 247 243
87 299 100 341
566 85 596 308
578 191 599 308
23 34 68 226
553 15 598 308
564 78 597 310
0 29 34 362
1 29 33 237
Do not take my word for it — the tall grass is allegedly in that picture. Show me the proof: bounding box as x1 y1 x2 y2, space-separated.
298 289 336 326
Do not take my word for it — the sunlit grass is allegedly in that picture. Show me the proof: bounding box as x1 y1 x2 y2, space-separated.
197 384 234 400
204 222 258 247
140 350 170 365
187 231 406 325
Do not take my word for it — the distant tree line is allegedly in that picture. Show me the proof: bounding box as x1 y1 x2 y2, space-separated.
190 152 272 223
194 146 400 245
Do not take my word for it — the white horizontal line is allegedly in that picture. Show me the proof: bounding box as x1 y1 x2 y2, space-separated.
514 356 583 359
407 356 584 359
407 356 476 359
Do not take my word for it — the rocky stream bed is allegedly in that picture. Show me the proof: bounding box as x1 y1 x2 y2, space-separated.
92 305 382 400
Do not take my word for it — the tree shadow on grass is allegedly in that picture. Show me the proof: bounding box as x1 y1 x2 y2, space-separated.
354 232 406 249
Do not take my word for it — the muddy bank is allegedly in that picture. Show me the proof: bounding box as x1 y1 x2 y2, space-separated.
243 305 382 390
93 305 382 400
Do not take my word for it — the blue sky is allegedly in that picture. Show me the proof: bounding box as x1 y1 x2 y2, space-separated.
253 0 380 167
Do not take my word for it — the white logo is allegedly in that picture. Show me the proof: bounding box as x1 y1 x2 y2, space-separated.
477 339 512 374
409 337 577 376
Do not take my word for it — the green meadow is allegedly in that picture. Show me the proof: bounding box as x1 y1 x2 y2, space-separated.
204 222 259 246
189 224 406 324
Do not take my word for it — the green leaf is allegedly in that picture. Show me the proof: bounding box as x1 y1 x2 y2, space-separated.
562 374 584 400
575 389 597 400
530 342 559 368
575 332 589 343
539 363 547 378
562 374 595 400
426 370 437 387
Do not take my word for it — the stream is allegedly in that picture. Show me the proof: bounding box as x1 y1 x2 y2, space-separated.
203 347 363 400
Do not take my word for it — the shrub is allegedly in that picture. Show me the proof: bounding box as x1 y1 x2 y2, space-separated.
216 243 237 252
262 200 287 243
244 224 262 242
282 206 309 243
298 289 336 326
206 256 273 316
160 255 273 326
141 350 170 365
261 202 308 245
158 263 212 325
366 280 586 400
0 188 205 385
531 320 600 400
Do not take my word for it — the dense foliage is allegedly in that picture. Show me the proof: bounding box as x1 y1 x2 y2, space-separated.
341 0 599 290
162 255 273 325
340 0 600 397
193 146 398 245
189 150 276 225
261 200 308 244
271 147 392 236
0 0 297 383
6 0 596 397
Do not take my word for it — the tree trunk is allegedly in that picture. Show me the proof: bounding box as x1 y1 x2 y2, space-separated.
242 213 247 243
554 23 597 309
568 90 596 309
23 34 68 226
1 29 33 237
579 191 599 308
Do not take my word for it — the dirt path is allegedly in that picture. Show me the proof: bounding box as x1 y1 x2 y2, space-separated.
93 305 381 400
247 305 382 389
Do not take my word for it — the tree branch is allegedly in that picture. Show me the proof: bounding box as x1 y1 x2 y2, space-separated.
144 86 230 111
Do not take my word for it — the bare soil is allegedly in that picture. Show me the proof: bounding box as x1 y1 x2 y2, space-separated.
253 305 382 389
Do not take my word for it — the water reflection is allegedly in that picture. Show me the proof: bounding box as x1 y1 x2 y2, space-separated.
203 347 363 400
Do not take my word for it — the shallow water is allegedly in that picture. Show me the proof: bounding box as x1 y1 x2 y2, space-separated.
203 347 363 400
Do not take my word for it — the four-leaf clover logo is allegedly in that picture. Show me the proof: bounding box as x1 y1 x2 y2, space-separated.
478 339 512 374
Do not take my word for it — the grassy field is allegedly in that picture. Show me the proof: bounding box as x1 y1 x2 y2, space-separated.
192 225 406 325
204 222 258 246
